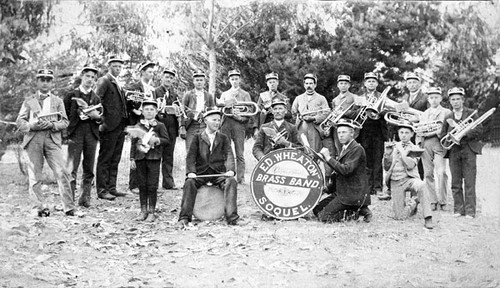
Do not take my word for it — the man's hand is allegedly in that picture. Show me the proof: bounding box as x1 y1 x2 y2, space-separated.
302 115 315 122
233 114 243 122
37 120 53 130
253 128 259 139
179 126 186 139
384 142 394 155
132 109 142 116
225 171 235 177
187 173 197 179
130 159 136 170
87 110 101 120
319 147 331 161
149 135 160 146
275 137 289 146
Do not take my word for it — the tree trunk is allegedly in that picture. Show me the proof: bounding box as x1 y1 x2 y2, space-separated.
208 47 217 98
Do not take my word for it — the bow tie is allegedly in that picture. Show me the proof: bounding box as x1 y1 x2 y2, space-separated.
402 143 409 149
140 119 157 128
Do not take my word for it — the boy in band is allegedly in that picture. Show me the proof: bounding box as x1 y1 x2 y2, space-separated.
64 65 102 208
129 100 169 222
442 87 483 218
383 121 433 229
177 108 239 227
16 68 75 216
419 87 452 210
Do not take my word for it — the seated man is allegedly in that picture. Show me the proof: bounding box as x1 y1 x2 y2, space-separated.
315 119 372 223
253 99 300 161
176 107 240 227
383 121 433 229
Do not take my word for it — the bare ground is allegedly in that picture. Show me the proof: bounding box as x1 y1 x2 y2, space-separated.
1 140 499 288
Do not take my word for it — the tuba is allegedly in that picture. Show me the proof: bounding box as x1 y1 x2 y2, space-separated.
222 101 260 117
413 121 442 137
318 99 355 137
441 108 496 150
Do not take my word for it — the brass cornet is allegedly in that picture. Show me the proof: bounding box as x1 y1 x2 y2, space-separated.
353 86 392 126
79 104 103 120
441 108 496 150
222 101 260 117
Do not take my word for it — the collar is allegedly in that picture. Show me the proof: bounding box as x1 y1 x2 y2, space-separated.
142 79 152 88
274 119 284 127
342 139 354 150
401 141 411 148
107 72 118 82
140 118 157 128
453 108 464 114
37 91 51 100
409 90 420 97
230 87 240 93
79 85 92 95
205 128 217 137
306 90 315 96
195 89 204 96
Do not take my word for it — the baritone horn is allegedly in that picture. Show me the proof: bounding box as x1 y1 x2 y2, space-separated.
383 101 423 126
318 99 355 137
222 101 260 117
440 108 496 150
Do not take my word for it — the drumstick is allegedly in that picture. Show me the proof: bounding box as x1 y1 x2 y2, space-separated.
300 134 334 169
189 173 230 179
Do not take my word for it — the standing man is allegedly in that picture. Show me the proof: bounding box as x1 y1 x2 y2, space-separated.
357 72 387 196
63 65 102 208
183 70 215 151
401 72 428 112
442 87 483 218
330 74 358 156
154 67 185 190
315 119 372 223
218 69 255 184
125 61 156 193
257 72 292 126
95 55 129 200
291 73 329 153
176 108 239 227
16 68 75 216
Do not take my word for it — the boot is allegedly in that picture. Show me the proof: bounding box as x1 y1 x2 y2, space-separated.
78 184 91 208
424 216 434 229
135 205 148 221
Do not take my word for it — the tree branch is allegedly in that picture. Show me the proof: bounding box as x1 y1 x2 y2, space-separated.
217 20 254 48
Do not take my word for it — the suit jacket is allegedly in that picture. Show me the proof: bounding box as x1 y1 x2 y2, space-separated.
383 142 421 185
331 91 358 120
252 120 300 160
219 87 257 128
63 88 101 139
291 92 329 131
257 90 292 125
16 93 69 149
186 131 235 175
182 89 215 129
441 107 483 155
154 85 181 138
401 89 428 112
130 121 169 161
326 140 370 206
95 73 127 132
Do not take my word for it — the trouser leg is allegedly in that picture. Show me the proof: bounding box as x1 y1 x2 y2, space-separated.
162 137 176 188
319 197 348 222
147 160 160 212
136 160 148 208
67 135 83 200
462 147 477 217
108 128 126 193
80 131 97 204
390 179 407 220
449 148 465 215
215 176 238 222
422 139 437 204
233 123 246 182
25 135 46 210
179 178 207 221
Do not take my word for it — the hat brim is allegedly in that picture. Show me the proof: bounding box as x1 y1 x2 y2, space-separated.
397 124 414 131
140 63 155 72
270 102 287 108
36 74 54 79
203 110 222 118
142 100 158 107
163 70 176 76
266 76 279 81
81 67 98 74
405 77 420 81
228 73 241 78
107 59 124 65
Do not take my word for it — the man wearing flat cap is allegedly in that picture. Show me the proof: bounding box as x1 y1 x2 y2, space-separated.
401 72 428 113
253 98 300 160
95 55 129 200
63 65 102 208
177 107 240 227
16 68 76 216
314 119 372 223
182 70 215 152
154 67 184 190
257 72 292 126
218 69 255 184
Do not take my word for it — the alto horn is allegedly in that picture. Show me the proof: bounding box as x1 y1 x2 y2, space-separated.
222 101 260 117
441 108 496 150
318 99 355 137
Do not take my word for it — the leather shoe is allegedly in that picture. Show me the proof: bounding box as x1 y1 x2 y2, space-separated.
228 218 241 226
135 211 148 221
176 219 188 228
110 190 127 197
98 192 116 200
424 216 434 229
65 209 75 216
78 198 90 208
38 208 51 217
363 213 373 223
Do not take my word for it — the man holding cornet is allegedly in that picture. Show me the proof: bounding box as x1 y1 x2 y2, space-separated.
63 65 102 208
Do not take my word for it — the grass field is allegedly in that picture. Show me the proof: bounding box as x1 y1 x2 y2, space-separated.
0 139 499 287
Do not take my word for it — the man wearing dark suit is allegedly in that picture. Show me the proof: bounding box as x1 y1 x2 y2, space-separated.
154 67 185 190
63 65 102 207
253 99 300 160
401 72 429 113
177 108 239 227
95 56 129 200
124 61 156 193
256 72 292 126
442 87 483 218
16 68 75 216
315 119 372 223
182 70 215 151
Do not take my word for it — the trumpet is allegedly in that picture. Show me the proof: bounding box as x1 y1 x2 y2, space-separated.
318 100 355 137
222 101 260 117
441 108 496 150
413 121 442 137
124 89 148 103
79 104 103 120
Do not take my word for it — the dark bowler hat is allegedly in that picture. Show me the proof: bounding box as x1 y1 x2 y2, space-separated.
426 87 442 95
448 87 465 97
163 67 177 77
36 68 54 79
364 72 378 81
80 64 98 75
203 107 222 118
106 55 124 65
139 61 155 72
193 70 206 78
265 72 279 81
336 118 361 130
142 99 158 108
304 73 317 83
337 75 351 83
404 72 421 81
228 69 241 78
396 119 415 132
270 98 287 108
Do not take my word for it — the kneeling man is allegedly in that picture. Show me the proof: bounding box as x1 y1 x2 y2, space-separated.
177 107 240 227
315 119 372 223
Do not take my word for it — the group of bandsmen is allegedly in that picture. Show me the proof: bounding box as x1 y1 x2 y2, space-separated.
16 55 485 229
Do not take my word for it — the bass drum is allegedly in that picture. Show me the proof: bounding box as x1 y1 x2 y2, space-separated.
193 184 225 221
250 148 323 220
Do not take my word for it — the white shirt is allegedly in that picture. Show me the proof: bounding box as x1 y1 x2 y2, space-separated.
341 139 354 155
79 85 92 95
409 89 420 103
274 119 284 128
205 129 216 150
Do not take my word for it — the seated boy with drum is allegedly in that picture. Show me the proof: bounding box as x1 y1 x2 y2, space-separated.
176 107 240 227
